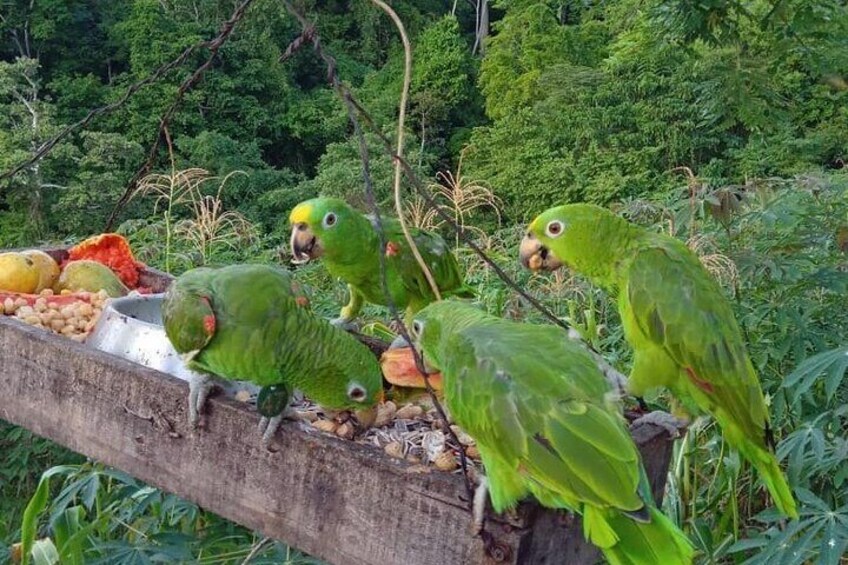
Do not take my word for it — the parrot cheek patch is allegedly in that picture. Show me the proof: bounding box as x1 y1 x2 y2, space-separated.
202 314 216 335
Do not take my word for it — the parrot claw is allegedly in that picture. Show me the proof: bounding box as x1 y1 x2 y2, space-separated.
259 415 283 449
631 410 689 438
258 406 297 450
188 372 214 428
388 335 411 350
471 476 489 536
329 317 358 332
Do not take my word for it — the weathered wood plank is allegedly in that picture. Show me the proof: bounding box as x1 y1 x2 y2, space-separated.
0 292 678 565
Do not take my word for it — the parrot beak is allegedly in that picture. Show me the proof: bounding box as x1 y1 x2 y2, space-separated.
354 387 385 428
290 223 323 264
519 232 563 272
353 404 379 428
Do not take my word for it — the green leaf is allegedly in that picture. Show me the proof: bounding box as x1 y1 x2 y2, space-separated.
784 345 848 402
20 466 78 565
29 539 59 565
51 506 86 565
819 521 848 565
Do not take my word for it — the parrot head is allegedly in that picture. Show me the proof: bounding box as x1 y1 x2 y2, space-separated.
289 197 370 265
410 300 489 373
313 358 383 411
520 203 617 273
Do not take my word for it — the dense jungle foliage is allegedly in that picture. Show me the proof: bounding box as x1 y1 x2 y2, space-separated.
1 0 847 563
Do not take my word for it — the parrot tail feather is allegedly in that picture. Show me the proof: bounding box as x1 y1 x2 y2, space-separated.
589 506 694 565
747 445 798 520
622 505 651 523
582 505 619 549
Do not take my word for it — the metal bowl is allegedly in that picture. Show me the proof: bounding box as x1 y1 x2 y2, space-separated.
85 293 195 381
85 293 257 397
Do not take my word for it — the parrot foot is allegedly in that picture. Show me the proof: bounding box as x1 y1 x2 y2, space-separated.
188 372 214 428
632 410 689 438
329 317 358 332
388 335 411 350
258 406 297 450
471 476 489 535
259 415 283 450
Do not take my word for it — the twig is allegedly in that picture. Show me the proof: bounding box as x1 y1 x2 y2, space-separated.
279 26 315 62
278 0 474 502
0 3 251 186
368 0 442 302
239 537 271 564
104 0 256 230
0 52 196 185
345 102 574 333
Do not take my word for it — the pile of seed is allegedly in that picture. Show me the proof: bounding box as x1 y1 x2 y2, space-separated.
291 398 482 475
2 289 110 342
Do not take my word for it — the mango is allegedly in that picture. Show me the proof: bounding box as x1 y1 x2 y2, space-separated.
55 260 129 298
21 250 61 292
0 252 40 293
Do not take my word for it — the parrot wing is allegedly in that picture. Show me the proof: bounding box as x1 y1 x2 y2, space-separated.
164 265 306 385
625 244 769 443
376 217 469 300
445 324 644 512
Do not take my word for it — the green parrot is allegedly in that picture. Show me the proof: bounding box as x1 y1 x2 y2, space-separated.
520 203 797 519
162 264 383 447
288 197 471 332
410 300 694 565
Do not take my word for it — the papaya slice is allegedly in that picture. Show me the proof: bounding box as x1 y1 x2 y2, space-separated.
67 233 144 288
380 347 443 391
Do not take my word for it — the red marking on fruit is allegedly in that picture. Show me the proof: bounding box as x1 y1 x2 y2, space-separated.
66 233 144 288
685 367 713 393
385 241 401 257
203 314 216 335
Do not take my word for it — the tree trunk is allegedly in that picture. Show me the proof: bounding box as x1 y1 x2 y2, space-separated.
472 0 489 56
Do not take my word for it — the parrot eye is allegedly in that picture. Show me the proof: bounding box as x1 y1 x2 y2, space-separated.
347 383 367 402
545 220 565 238
323 212 337 228
411 320 423 336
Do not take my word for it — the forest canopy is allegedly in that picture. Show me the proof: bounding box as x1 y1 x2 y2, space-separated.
1 0 846 242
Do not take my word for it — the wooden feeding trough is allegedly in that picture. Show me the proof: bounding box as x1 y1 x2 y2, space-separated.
0 248 681 565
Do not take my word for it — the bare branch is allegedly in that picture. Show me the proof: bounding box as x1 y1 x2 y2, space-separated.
104 0 256 230
0 0 255 193
368 0 442 301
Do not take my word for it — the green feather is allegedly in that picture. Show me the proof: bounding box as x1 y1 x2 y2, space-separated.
414 300 693 564
528 203 797 519
162 264 383 412
289 197 470 323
